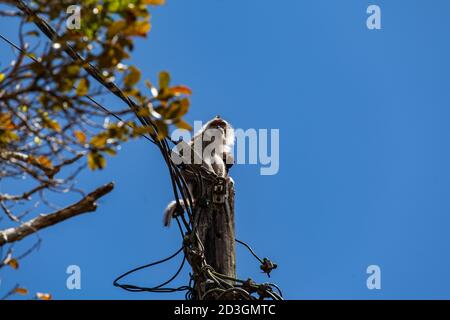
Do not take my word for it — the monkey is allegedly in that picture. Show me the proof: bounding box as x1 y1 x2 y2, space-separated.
163 116 235 227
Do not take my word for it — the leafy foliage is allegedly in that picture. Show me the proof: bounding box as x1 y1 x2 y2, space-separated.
0 0 192 299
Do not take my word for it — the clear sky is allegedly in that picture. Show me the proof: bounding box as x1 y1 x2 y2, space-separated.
2 0 450 299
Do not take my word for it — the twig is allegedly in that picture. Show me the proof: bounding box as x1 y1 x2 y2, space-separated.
0 10 22 17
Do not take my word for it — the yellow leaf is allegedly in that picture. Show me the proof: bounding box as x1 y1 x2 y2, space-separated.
74 130 87 144
123 21 151 37
107 20 127 38
174 119 192 131
136 107 150 117
124 66 141 87
159 71 170 89
132 126 154 137
76 78 89 96
0 73 5 82
7 258 19 269
36 292 52 300
36 155 53 169
169 85 192 96
87 152 106 170
104 148 117 156
90 134 108 148
34 136 42 145
87 152 96 170
144 0 166 5
39 111 61 132
14 288 28 295
0 130 19 144
0 113 16 130
180 98 189 109
48 120 61 132
154 120 168 140
167 98 189 119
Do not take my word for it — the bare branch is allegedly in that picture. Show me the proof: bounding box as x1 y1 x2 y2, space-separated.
0 201 19 222
0 10 22 17
0 182 114 247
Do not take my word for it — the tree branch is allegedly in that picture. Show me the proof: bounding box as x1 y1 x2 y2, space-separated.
0 10 22 17
0 182 114 246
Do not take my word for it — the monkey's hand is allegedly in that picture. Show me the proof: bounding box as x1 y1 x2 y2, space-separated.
224 152 234 172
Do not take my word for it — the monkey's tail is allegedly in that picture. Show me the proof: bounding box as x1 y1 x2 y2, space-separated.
163 200 186 227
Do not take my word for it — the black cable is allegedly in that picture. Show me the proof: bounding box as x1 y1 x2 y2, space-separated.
0 6 196 295
113 246 191 293
268 283 283 298
235 238 264 265
0 33 156 145
0 27 195 295
12 0 196 231
3 2 283 300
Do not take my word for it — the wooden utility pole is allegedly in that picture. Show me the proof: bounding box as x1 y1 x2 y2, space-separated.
197 176 236 278
182 166 236 300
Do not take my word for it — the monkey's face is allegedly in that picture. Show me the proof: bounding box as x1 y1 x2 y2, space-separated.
204 118 228 138
208 118 227 129
194 117 234 151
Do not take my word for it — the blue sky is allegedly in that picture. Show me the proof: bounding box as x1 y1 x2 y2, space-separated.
2 0 450 299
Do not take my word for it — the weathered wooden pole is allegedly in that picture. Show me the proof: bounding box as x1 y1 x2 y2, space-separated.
182 166 236 300
197 176 236 278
